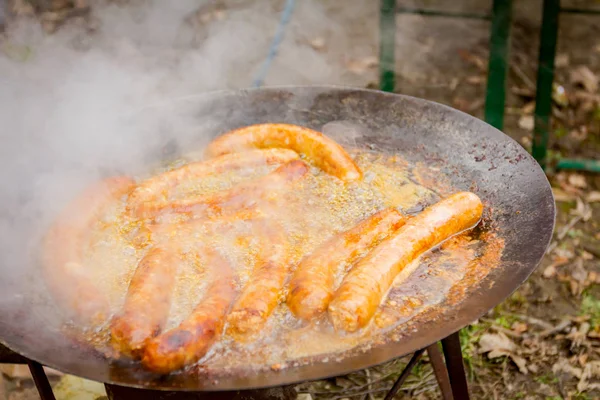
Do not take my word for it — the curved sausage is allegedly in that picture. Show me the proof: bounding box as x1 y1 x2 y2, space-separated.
110 246 182 358
42 177 135 324
328 192 483 332
127 148 299 217
287 208 406 321
227 221 290 340
205 123 362 182
141 248 235 373
136 160 309 220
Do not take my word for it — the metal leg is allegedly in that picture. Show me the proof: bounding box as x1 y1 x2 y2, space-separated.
427 343 454 400
484 0 513 130
379 0 396 92
27 361 56 400
441 332 470 400
383 348 425 400
532 0 559 169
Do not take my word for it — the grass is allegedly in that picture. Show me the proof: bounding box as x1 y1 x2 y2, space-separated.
580 294 600 330
535 374 559 385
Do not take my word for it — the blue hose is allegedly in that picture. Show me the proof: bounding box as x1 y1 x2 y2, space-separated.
252 0 296 87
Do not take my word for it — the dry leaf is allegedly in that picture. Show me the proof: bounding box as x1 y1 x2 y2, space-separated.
577 361 600 392
479 332 516 354
309 37 326 51
568 173 587 189
466 75 485 85
512 322 528 333
522 101 536 115
570 65 599 93
518 115 534 131
570 197 592 222
587 191 600 203
552 359 582 379
552 187 576 202
543 264 557 278
511 354 529 375
346 56 378 74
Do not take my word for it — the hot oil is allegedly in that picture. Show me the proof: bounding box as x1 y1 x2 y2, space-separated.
75 149 503 372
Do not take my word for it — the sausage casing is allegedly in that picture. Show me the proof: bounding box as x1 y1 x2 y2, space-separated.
328 192 483 332
205 123 362 182
128 148 299 218
227 221 289 340
110 247 181 358
141 248 235 373
287 208 406 321
135 160 309 220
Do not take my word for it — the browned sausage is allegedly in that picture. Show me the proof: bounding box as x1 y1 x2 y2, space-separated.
227 221 290 340
136 160 309 220
141 248 235 373
204 123 362 182
127 148 299 217
328 192 483 332
42 177 135 324
287 208 406 321
110 246 182 358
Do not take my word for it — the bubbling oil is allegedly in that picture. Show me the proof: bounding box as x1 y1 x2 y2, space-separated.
74 149 502 371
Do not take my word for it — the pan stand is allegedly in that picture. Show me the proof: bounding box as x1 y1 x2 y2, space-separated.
0 333 470 399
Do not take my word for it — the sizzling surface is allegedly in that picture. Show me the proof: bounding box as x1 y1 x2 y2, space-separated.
68 149 504 373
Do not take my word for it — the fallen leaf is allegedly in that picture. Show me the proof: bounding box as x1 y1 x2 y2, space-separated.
521 101 536 115
571 258 588 283
479 332 516 354
577 361 600 392
543 264 557 278
552 187 576 202
346 56 378 74
309 37 326 51
570 197 592 222
552 359 582 379
511 354 529 375
587 191 600 203
570 65 599 93
568 173 587 189
518 115 534 131
466 75 485 85
512 322 528 333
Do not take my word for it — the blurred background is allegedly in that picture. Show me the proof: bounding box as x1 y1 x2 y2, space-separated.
0 0 599 399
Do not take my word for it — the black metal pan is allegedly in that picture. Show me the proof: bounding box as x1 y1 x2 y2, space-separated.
0 86 555 391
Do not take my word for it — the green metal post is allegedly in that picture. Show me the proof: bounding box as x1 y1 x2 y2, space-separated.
380 0 396 92
532 0 560 169
484 0 513 130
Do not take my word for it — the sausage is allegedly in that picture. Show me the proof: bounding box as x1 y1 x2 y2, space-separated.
328 192 483 332
136 160 309 220
110 247 182 358
42 177 135 324
227 221 290 340
127 148 299 217
141 248 235 373
287 208 406 321
204 123 362 182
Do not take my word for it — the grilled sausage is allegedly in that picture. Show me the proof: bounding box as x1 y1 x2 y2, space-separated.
205 123 362 182
110 247 182 358
141 248 235 373
128 148 299 217
227 221 290 340
328 192 483 332
287 208 406 321
135 160 310 220
42 177 135 324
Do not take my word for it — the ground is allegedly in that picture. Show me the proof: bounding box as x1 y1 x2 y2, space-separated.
0 0 599 399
